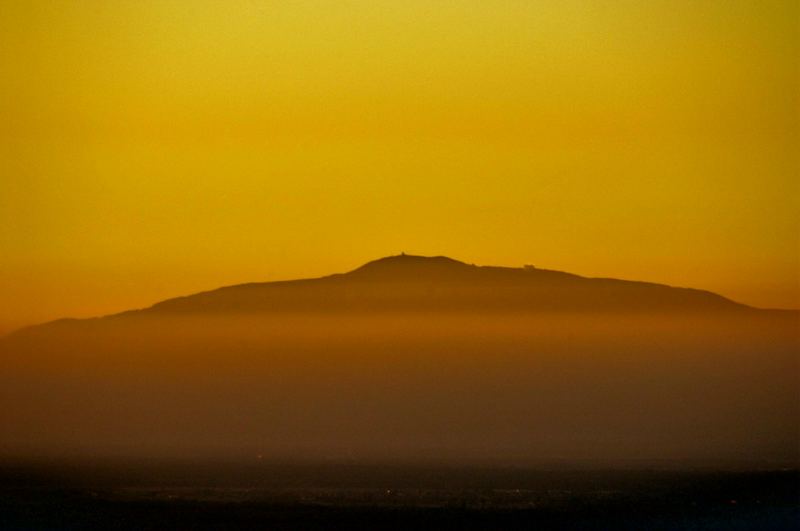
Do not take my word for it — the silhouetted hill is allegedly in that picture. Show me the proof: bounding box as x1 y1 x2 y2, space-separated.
92 255 754 322
1 255 796 465
4 255 771 339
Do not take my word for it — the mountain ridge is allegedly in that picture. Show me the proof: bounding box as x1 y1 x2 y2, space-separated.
129 254 753 314
1 255 797 466
6 254 779 339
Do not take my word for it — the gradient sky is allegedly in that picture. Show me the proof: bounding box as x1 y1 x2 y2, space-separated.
1 0 798 332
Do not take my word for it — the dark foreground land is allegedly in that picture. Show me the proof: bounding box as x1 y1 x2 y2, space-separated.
0 462 797 530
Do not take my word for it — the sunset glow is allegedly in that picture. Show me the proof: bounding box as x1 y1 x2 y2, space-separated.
1 0 797 331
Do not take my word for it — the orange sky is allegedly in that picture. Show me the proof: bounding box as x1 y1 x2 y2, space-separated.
1 0 798 333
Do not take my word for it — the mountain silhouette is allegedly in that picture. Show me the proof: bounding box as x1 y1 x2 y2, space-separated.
15 254 753 334
1 255 796 465
141 254 751 316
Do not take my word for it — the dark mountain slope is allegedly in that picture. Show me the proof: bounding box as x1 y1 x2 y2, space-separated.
1 255 796 465
110 254 750 318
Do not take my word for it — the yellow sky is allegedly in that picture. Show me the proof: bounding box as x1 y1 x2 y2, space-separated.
1 0 798 332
